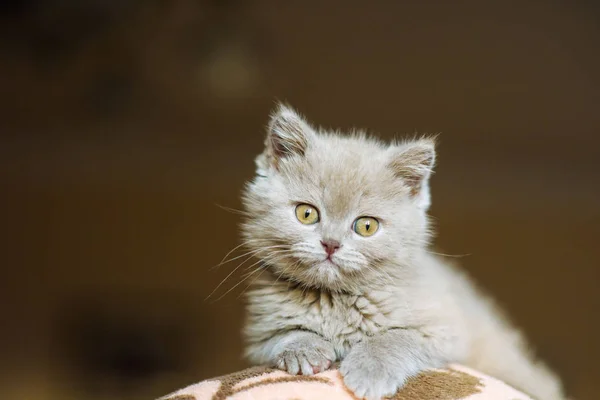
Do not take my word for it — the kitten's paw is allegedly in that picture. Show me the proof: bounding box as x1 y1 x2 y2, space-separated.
340 343 409 400
274 337 335 376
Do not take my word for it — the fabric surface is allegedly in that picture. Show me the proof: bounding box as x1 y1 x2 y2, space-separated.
159 364 532 400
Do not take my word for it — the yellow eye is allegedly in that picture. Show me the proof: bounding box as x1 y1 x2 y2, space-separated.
353 217 379 237
295 204 320 225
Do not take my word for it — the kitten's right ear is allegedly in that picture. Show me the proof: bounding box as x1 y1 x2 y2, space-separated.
387 137 437 209
256 104 314 173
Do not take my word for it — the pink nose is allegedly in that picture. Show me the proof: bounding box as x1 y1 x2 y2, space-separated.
320 239 341 256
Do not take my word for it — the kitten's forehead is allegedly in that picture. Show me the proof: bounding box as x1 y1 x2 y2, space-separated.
285 134 400 219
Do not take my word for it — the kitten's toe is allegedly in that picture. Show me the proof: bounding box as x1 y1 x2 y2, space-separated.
279 350 301 375
274 343 335 376
311 359 331 374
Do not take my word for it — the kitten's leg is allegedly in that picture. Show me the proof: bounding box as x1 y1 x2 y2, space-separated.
340 326 461 400
246 330 336 376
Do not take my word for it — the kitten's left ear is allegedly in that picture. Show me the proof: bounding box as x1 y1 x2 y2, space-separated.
257 104 314 173
387 138 436 209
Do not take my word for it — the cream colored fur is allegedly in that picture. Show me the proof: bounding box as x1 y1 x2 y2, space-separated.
240 104 565 400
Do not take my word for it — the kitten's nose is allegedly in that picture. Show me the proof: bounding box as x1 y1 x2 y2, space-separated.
320 239 341 256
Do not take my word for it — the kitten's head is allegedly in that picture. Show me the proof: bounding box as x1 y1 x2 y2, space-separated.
241 104 435 293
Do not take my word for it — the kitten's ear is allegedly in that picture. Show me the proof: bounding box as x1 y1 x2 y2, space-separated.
257 104 314 172
387 137 436 209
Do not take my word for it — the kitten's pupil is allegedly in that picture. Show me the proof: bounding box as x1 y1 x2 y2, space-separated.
365 221 370 231
304 209 311 219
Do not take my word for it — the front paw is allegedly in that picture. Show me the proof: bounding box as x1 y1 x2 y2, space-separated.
274 337 336 376
340 342 409 400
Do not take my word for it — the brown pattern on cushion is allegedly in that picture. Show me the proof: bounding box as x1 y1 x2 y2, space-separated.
212 365 276 383
391 369 482 399
163 396 196 400
210 366 333 400
233 376 332 395
211 366 275 400
159 367 274 400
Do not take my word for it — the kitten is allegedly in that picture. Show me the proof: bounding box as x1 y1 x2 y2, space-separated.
240 104 565 400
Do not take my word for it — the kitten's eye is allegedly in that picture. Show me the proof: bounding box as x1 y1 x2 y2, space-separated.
295 204 320 225
353 217 379 237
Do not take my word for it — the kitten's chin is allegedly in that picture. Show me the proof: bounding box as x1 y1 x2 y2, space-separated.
302 260 360 292
270 260 345 292
314 260 342 281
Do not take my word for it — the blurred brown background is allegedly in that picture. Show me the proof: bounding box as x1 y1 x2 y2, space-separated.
0 1 599 399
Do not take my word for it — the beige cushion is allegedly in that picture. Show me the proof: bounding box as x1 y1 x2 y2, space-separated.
159 364 533 400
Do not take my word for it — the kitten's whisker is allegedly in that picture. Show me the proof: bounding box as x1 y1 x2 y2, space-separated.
215 262 269 302
215 203 251 216
258 256 301 290
285 261 303 290
213 244 288 270
213 249 291 300
205 250 267 301
243 251 294 270
217 238 284 265
220 245 287 265
288 259 303 277
237 264 269 298
214 239 266 269
213 249 258 270
221 237 286 258
236 254 291 295
241 256 276 277
426 251 471 258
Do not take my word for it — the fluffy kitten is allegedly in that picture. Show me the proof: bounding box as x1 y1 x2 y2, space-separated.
240 104 565 400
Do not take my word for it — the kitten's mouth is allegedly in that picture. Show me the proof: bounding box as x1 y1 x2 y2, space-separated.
324 257 339 267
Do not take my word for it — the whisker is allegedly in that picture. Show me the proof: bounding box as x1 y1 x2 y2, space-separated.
271 259 296 288
237 264 269 298
215 259 277 302
242 256 277 276
286 259 305 290
426 251 471 258
243 250 294 270
216 245 288 269
205 250 267 301
208 250 296 302
215 203 250 216
214 240 261 269
217 238 281 265
212 242 288 271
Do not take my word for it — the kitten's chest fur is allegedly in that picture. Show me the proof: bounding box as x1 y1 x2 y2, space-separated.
245 273 417 357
